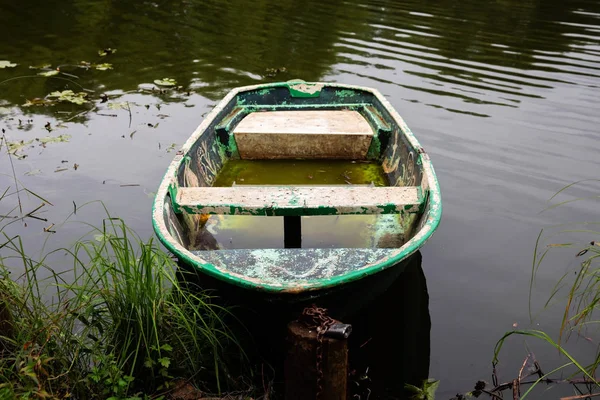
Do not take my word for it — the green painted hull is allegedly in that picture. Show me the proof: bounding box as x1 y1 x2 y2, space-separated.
152 81 442 296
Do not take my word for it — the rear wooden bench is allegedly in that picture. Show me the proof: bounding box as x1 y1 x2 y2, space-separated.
233 110 374 159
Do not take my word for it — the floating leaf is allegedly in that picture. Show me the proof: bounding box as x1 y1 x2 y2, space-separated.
23 98 53 107
6 139 33 154
38 134 71 144
95 63 113 71
108 102 130 110
29 63 52 69
47 90 88 105
0 60 17 68
38 70 59 77
154 78 177 87
265 66 287 77
98 48 117 56
24 169 42 176
166 143 177 152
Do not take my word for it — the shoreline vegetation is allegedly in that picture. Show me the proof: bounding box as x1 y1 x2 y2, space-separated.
0 178 261 399
450 181 600 400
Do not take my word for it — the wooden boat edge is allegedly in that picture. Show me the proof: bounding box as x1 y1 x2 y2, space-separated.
151 80 442 294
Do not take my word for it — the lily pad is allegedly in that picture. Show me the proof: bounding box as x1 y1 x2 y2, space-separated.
95 63 113 71
38 70 59 77
0 60 17 68
47 90 88 105
98 48 117 56
154 78 177 87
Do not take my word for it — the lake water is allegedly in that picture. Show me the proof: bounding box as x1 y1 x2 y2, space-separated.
1 0 600 398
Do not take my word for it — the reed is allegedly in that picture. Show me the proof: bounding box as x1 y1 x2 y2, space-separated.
0 189 246 398
492 181 600 398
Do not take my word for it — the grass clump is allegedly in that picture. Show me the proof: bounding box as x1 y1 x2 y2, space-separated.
0 204 246 398
489 181 600 398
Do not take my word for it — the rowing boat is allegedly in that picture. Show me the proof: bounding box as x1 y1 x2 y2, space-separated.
152 80 441 303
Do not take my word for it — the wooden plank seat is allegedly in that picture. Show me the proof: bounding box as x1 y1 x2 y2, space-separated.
233 110 374 159
174 186 423 216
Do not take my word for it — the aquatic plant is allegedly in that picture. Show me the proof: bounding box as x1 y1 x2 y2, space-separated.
0 184 247 398
66 217 243 396
405 378 439 400
457 181 600 399
154 78 177 87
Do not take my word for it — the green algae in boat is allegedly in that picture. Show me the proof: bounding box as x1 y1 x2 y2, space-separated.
152 80 442 297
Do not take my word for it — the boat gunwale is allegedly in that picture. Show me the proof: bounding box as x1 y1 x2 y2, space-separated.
151 80 442 293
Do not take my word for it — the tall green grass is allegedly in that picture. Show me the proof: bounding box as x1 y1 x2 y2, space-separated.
0 188 247 398
66 217 245 397
492 181 600 398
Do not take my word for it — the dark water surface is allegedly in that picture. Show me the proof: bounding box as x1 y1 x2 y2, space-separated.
2 0 600 398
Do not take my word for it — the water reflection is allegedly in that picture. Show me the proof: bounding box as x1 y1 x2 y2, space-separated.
346 251 430 399
1 0 599 116
191 251 430 399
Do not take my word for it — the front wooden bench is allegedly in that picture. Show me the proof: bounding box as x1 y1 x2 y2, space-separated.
173 185 423 248
174 186 422 216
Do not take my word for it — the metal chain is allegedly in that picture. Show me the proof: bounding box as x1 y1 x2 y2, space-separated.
300 305 336 400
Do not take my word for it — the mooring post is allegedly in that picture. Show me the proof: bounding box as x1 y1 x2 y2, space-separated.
283 216 302 248
284 319 351 400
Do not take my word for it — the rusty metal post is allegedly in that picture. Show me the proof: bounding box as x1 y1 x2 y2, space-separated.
284 320 348 400
283 216 301 248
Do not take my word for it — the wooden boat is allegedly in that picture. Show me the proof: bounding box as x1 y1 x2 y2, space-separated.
152 80 441 303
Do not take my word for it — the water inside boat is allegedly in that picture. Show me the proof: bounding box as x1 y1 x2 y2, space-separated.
192 159 416 251
212 159 388 187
